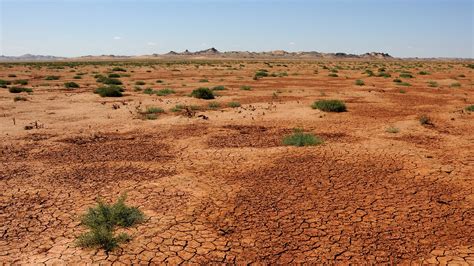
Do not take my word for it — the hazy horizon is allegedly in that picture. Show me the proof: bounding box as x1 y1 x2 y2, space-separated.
1 0 473 58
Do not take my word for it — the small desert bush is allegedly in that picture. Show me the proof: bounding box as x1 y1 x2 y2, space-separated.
108 73 120 78
418 71 429 75
76 194 144 252
428 81 438 87
103 78 122 85
328 73 338 77
9 87 32 93
355 79 364 86
393 78 402 83
170 104 185 112
311 99 346 112
14 96 28 102
95 85 124 97
386 126 400 133
156 88 175 96
145 106 164 114
45 75 60 80
450 82 461 88
208 102 221 109
0 79 11 88
419 115 433 126
254 70 269 80
112 67 127 72
64 82 80 89
376 72 391 78
283 129 323 147
398 82 411 86
13 79 28 85
212 85 226 91
8 74 16 77
465 105 474 112
399 73 414 79
240 85 252 91
227 101 241 108
191 87 215 99
199 79 209 83
156 80 163 83
135 81 146 85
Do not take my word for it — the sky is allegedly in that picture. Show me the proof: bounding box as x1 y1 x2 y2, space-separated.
0 0 473 58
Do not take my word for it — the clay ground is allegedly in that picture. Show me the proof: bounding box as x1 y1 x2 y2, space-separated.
0 60 473 264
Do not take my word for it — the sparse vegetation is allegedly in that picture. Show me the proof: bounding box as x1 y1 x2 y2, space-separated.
45 75 60 80
9 87 32 93
283 129 323 147
112 67 127 72
135 81 146 85
240 85 252 91
399 73 414 79
386 126 400 133
95 85 124 97
419 115 433 126
428 81 438 87
64 82 80 89
227 101 241 108
328 73 338 77
355 79 364 86
212 85 226 91
76 194 144 252
14 96 28 102
465 105 474 112
191 87 215 99
311 99 346 112
208 102 220 109
13 79 28 85
450 82 461 88
0 79 11 88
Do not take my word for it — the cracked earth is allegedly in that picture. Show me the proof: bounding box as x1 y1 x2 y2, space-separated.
0 60 473 264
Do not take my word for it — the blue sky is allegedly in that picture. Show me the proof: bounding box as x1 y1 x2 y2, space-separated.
1 0 472 58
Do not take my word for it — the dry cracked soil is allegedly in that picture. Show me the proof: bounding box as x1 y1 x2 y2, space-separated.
0 60 473 264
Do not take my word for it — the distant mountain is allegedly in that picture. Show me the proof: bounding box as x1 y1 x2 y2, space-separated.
5 49 470 61
0 54 66 61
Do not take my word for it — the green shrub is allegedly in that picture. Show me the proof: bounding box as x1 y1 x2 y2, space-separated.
355 79 364 86
0 79 11 88
64 82 80 89
13 79 28 85
450 82 461 88
398 82 411 86
311 99 346 112
199 79 209 83
76 194 144 252
45 75 60 80
283 129 323 147
103 78 122 85
419 115 433 126
399 73 414 79
170 104 185 112
208 102 220 109
465 105 474 112
14 96 28 102
94 86 124 97
145 106 164 114
227 101 241 108
191 87 215 99
9 87 32 93
156 88 175 96
240 85 252 91
376 72 391 78
254 70 269 80
428 81 438 87
386 126 400 133
108 73 120 78
418 71 429 75
112 67 127 72
73 75 82 79
212 85 226 91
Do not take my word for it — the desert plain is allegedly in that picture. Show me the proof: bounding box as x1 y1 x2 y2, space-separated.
0 59 473 264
